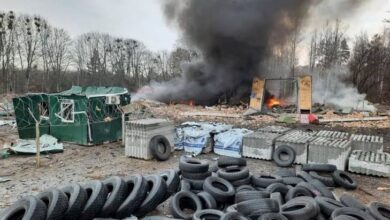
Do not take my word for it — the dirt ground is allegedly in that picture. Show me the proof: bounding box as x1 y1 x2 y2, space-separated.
0 102 390 215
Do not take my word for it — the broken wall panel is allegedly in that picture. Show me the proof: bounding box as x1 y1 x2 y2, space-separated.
242 131 281 160
348 150 390 177
125 119 175 160
274 130 316 164
315 130 350 140
308 137 352 170
350 134 384 153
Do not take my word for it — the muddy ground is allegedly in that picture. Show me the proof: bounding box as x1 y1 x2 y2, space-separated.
0 103 389 215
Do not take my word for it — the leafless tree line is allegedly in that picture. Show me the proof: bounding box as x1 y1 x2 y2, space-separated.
0 11 197 94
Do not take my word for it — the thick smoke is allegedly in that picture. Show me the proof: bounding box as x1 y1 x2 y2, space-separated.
134 0 366 105
310 66 376 112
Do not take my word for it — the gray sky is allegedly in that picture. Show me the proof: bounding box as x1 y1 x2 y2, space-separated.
1 0 390 64
0 0 178 51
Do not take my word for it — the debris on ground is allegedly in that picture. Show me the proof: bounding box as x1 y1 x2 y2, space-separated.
10 134 63 154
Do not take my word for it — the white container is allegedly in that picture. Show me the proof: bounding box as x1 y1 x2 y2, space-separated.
125 118 175 160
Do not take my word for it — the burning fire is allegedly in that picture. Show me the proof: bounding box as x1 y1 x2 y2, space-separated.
266 97 281 109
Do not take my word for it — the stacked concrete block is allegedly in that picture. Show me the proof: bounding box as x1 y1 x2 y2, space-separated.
350 134 384 153
316 130 350 140
308 137 352 170
125 118 175 160
274 130 316 164
348 150 390 177
257 125 291 134
242 132 281 160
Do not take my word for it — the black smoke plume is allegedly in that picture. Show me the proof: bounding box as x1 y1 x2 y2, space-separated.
135 0 365 105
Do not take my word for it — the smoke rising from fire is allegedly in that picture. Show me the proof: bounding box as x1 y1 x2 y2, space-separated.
134 0 366 105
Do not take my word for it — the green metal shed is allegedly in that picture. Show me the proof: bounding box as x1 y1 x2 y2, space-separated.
13 86 131 145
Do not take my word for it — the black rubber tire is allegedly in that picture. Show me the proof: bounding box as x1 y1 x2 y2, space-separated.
149 135 171 161
221 211 248 220
181 171 211 180
332 170 357 190
309 179 335 200
285 185 313 201
231 175 252 187
235 190 270 203
160 169 180 196
179 156 209 173
270 192 284 207
252 174 283 188
297 182 322 197
134 175 167 217
193 209 224 220
236 185 256 192
272 169 296 177
61 183 88 220
273 145 296 167
197 191 217 209
180 179 191 191
296 171 314 182
217 166 250 182
183 178 204 190
236 198 279 216
261 213 288 220
115 174 148 219
332 215 361 220
225 204 238 213
218 156 247 167
302 164 337 172
169 191 202 220
368 202 390 220
209 162 219 173
339 193 367 211
331 207 375 220
309 171 336 187
98 176 128 217
280 197 319 220
315 196 345 216
37 188 69 220
203 176 235 203
0 196 47 220
266 183 289 196
282 177 304 186
80 180 108 220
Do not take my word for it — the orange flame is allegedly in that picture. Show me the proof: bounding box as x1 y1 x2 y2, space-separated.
266 97 281 109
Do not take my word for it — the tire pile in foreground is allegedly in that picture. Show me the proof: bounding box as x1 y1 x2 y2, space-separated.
1 156 389 220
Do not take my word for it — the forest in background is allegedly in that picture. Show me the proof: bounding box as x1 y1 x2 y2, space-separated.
0 11 389 104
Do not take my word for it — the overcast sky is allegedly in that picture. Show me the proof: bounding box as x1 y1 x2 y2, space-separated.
1 0 390 63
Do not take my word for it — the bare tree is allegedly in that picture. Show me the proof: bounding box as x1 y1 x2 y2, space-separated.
0 11 16 93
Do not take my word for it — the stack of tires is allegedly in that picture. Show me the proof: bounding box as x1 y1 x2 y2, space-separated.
0 170 180 220
179 156 212 192
217 156 252 188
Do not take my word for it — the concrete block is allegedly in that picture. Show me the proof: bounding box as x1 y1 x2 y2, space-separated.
316 130 350 139
243 132 281 160
350 134 383 153
275 130 316 164
125 118 175 160
257 125 291 134
308 137 352 171
348 150 390 177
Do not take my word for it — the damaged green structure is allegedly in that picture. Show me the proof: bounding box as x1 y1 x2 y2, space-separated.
13 86 131 145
